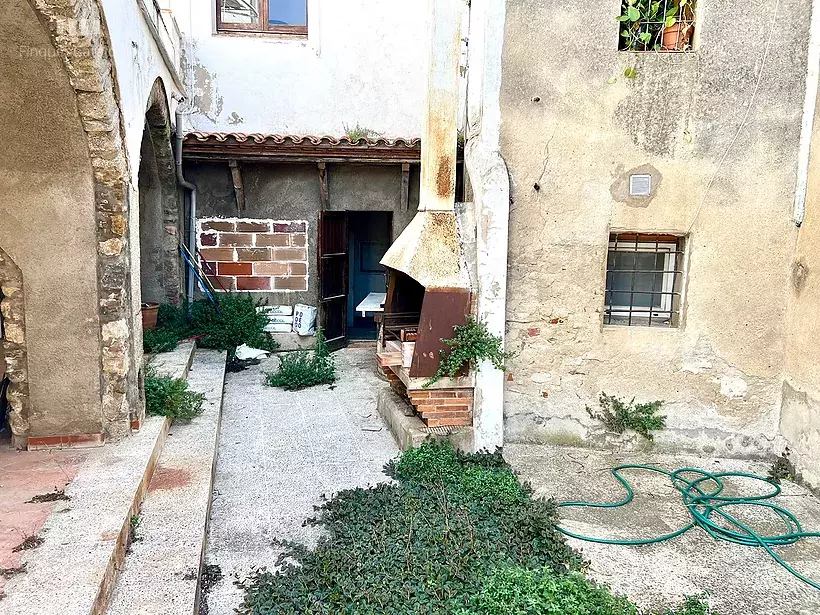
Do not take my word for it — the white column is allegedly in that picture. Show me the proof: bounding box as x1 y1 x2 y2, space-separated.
465 0 509 451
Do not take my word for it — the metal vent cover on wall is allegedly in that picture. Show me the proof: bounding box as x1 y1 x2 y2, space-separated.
629 174 652 196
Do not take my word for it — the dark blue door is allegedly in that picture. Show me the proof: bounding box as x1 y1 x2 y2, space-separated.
347 212 392 339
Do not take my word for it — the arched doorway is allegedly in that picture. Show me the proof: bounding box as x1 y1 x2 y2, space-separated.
139 79 182 309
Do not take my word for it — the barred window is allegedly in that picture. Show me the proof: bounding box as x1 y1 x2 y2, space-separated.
604 234 685 328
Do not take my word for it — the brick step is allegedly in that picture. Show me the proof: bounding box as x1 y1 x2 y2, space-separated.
106 349 227 615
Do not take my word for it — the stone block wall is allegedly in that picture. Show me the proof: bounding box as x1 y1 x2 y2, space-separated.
198 218 309 292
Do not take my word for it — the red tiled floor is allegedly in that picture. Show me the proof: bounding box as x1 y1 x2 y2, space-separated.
0 445 87 595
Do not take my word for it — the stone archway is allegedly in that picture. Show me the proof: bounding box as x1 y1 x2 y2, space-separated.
19 0 136 442
0 250 29 449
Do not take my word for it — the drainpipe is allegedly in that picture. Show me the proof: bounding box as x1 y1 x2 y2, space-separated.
174 104 197 307
793 0 820 227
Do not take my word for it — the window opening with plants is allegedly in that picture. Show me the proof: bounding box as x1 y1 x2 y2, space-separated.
604 233 685 328
618 0 696 52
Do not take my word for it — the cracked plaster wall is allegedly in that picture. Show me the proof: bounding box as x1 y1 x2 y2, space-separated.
174 1 429 136
782 86 820 486
499 0 810 457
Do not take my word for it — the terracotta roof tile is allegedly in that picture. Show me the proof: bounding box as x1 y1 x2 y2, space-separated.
185 132 421 147
182 132 423 162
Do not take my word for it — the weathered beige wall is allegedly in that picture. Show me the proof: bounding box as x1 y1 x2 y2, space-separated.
782 94 820 485
0 0 103 437
500 0 809 456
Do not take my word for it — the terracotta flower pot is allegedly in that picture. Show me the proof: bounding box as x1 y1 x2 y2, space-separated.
141 302 160 330
662 23 692 51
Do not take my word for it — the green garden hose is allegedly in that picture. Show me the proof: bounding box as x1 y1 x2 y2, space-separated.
556 465 820 591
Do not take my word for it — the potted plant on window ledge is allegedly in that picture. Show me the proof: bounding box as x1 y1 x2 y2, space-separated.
618 0 695 52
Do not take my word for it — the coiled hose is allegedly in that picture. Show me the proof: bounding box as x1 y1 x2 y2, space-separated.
556 465 820 591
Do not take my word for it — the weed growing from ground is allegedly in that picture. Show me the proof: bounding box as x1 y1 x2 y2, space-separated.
425 317 508 388
128 514 143 547
238 440 719 615
587 392 666 440
768 448 796 484
143 368 205 422
265 328 335 391
11 535 43 553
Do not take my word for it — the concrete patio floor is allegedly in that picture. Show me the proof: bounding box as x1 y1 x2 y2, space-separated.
0 445 86 599
506 444 820 615
203 347 399 615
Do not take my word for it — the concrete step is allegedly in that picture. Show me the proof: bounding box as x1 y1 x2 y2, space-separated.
0 342 197 615
106 349 226 615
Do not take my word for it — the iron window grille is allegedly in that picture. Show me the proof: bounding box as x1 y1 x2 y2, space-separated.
604 233 685 328
618 0 696 52
217 0 308 35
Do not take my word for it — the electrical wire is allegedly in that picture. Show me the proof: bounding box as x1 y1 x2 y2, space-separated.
557 464 820 591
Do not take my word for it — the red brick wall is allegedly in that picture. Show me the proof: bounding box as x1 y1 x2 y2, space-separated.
408 389 473 427
198 218 309 292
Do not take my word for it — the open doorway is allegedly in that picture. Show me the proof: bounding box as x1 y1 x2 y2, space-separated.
348 212 392 340
318 211 393 347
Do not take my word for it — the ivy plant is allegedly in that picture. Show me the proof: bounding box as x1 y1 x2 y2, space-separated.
238 441 719 615
424 317 508 388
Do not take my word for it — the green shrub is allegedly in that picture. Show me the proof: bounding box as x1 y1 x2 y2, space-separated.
388 440 525 505
265 328 335 391
143 327 183 354
143 370 205 422
190 293 279 357
157 303 190 334
239 441 580 615
142 303 192 354
425 317 508 388
586 392 666 441
238 439 720 615
462 567 638 615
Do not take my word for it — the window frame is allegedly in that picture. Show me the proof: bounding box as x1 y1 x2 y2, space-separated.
603 234 685 328
215 0 308 36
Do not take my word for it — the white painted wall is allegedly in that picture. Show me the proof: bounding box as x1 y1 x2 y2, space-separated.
174 0 427 137
101 0 184 169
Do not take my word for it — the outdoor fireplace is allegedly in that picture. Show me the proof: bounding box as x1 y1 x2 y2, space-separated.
375 0 473 428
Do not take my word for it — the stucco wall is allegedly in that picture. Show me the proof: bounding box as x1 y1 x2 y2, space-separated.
782 93 820 486
186 161 419 305
174 0 426 137
499 0 809 456
100 0 183 169
0 1 103 437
